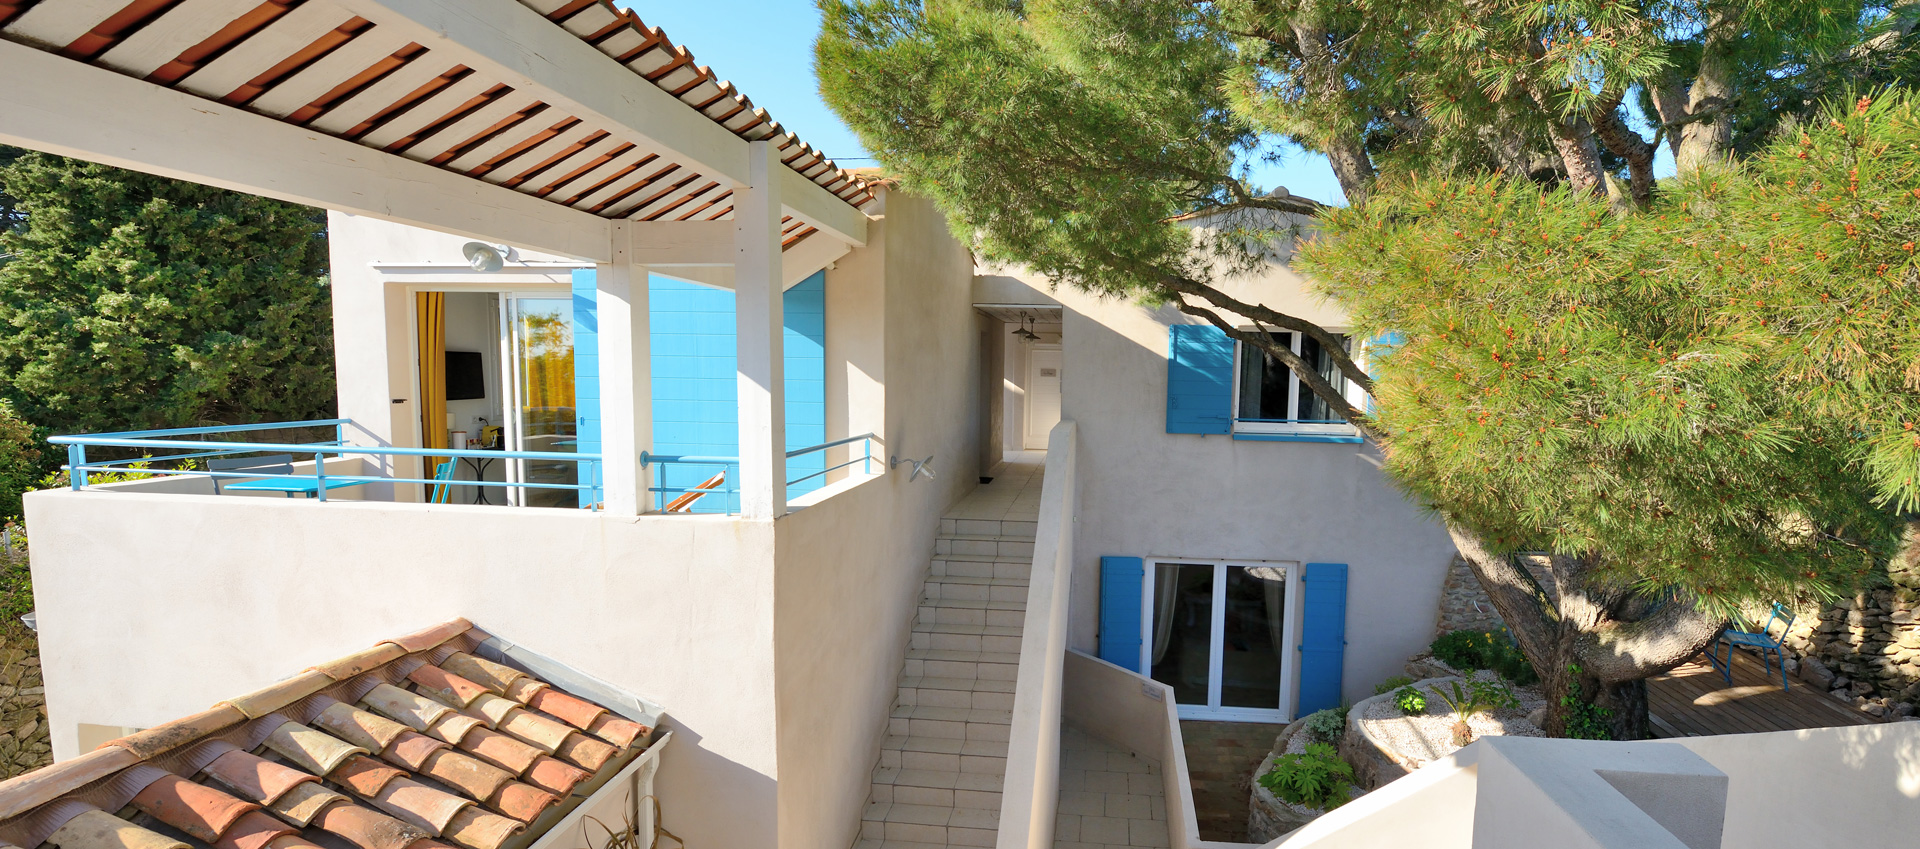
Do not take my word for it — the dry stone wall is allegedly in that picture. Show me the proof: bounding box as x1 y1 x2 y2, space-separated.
1434 555 1558 637
1776 568 1920 719
0 626 48 778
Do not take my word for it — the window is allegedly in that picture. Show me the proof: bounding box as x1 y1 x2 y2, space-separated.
1232 331 1359 438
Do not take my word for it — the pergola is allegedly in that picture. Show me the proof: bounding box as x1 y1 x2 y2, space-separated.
0 0 881 518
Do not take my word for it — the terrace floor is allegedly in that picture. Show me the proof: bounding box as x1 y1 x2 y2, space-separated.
1648 646 1879 737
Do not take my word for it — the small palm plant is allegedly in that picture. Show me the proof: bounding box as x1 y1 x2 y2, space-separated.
1433 680 1518 747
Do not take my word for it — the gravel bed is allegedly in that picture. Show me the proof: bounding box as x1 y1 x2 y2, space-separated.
1356 672 1547 766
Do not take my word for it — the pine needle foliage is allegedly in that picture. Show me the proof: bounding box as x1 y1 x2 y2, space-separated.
1300 90 1920 610
0 150 335 437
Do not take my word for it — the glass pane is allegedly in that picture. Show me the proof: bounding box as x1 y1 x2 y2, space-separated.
1149 563 1215 706
511 298 578 508
1220 565 1286 709
1295 335 1350 423
1237 332 1293 421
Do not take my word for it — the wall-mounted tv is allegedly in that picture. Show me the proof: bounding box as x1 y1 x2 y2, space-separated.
446 351 485 401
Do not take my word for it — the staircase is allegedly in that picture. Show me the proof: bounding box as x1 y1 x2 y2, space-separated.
857 513 1039 848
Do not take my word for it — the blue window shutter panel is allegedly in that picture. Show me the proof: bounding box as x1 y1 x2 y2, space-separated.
1297 562 1349 715
1099 556 1146 673
571 269 602 504
1166 324 1233 434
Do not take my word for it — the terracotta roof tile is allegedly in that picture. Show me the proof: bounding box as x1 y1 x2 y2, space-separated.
404 668 490 710
309 798 429 849
313 701 410 755
378 734 450 774
200 750 319 806
261 783 346 828
45 808 187 849
518 758 588 799
0 621 657 849
361 686 454 733
522 689 604 731
128 773 260 843
262 723 368 777
210 811 298 849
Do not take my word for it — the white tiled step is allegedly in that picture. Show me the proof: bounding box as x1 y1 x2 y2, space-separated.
938 518 1038 540
908 630 1024 654
911 621 1022 637
917 606 1026 629
934 535 1036 559
897 674 1016 694
930 558 1032 580
887 706 1012 741
922 578 1029 604
895 684 1015 712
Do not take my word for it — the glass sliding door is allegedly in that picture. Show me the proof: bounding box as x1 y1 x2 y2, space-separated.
500 295 579 508
1144 559 1300 721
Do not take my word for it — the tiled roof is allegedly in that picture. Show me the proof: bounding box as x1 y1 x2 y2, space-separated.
0 620 659 849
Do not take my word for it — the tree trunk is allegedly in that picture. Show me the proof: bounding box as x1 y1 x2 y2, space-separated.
1544 115 1608 197
1676 15 1737 175
1288 14 1375 207
1540 651 1652 740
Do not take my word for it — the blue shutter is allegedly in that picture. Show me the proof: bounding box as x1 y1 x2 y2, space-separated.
1166 324 1234 434
571 269 601 505
1296 562 1349 715
1099 556 1145 673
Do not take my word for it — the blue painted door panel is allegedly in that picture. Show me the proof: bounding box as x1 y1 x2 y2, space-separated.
1297 562 1349 716
1099 556 1146 673
1166 324 1234 434
571 269 601 504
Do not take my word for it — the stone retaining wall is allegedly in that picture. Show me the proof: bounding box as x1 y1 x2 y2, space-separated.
1434 555 1558 637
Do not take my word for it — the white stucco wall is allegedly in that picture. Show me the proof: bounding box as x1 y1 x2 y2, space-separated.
772 190 984 849
977 231 1456 709
24 492 780 848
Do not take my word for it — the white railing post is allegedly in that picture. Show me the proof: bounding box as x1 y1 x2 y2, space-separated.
734 140 786 519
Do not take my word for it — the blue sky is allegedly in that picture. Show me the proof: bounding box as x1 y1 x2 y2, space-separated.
621 1 1353 205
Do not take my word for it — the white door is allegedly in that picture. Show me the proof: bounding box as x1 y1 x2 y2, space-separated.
1025 345 1061 449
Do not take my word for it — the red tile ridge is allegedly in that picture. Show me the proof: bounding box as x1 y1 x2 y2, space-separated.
382 619 474 655
0 746 140 821
311 646 407 682
102 705 249 760
219 670 335 720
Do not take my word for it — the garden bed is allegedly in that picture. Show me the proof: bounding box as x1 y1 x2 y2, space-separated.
1343 670 1546 788
1246 717 1366 842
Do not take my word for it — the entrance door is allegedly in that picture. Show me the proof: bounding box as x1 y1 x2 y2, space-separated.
1143 560 1299 721
1025 344 1061 449
500 295 579 507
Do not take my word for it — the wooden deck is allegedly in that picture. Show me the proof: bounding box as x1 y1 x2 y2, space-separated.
1648 646 1879 737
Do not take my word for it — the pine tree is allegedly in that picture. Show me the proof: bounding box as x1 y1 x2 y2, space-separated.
818 0 1920 736
0 150 336 440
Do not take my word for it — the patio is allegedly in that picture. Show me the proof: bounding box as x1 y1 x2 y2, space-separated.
1648 646 1881 738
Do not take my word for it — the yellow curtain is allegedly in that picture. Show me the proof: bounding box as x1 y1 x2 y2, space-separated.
416 292 447 499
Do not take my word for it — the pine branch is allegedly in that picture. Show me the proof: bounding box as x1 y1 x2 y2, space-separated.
1173 301 1384 444
1161 274 1374 393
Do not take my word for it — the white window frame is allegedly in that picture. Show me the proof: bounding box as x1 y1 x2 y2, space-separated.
1229 330 1366 438
1137 557 1304 723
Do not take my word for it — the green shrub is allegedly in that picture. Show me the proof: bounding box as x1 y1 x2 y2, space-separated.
1300 706 1348 744
1257 743 1354 811
1429 628 1538 686
1394 685 1427 715
0 401 42 523
1373 675 1415 695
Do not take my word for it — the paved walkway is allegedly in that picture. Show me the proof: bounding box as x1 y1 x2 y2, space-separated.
1176 720 1277 842
948 451 1045 522
1649 647 1879 737
1054 723 1170 849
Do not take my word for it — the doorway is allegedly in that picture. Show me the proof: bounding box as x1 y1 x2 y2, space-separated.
1142 559 1300 721
499 294 580 508
1024 343 1061 449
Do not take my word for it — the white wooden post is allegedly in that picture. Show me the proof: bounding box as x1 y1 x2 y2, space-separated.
596 222 653 514
735 141 786 518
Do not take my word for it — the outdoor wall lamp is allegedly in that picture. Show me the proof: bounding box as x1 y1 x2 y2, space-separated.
890 454 937 481
461 242 519 272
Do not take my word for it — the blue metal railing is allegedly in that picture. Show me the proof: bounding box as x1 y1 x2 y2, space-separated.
642 432 878 515
47 418 604 509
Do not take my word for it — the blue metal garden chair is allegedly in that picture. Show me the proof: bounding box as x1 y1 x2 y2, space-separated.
429 460 457 505
1707 602 1796 690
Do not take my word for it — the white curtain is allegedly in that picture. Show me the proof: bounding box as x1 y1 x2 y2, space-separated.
1245 565 1287 658
1151 566 1180 665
